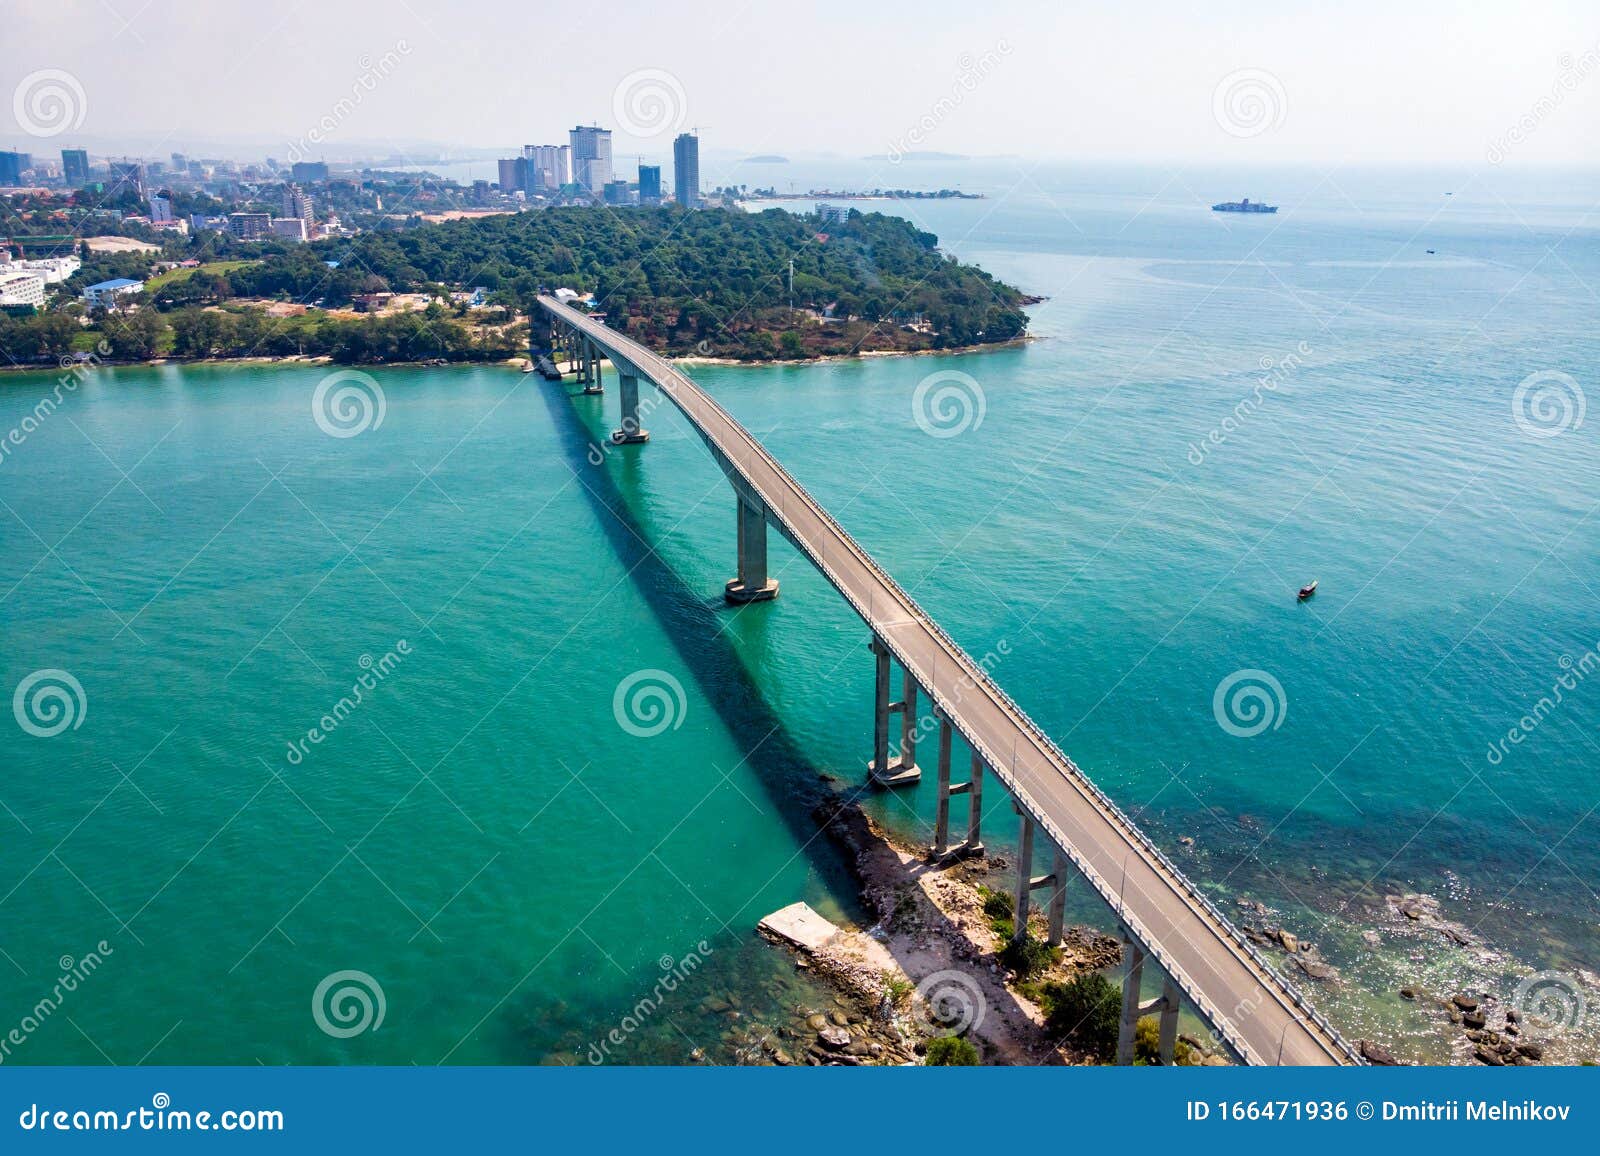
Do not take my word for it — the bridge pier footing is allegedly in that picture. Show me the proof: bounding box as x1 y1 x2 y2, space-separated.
867 637 919 787
611 373 650 444
725 490 778 604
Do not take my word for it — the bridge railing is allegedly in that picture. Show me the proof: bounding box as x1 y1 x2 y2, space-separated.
542 301 1360 1064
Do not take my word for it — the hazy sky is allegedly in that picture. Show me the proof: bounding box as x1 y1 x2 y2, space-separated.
3 0 1597 167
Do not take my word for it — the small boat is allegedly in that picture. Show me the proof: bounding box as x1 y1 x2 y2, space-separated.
1297 580 1318 601
1425 248 1435 254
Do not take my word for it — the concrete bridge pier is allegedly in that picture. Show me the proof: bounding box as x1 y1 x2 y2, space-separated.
581 340 604 394
1046 851 1069 946
611 373 650 444
1010 810 1067 945
867 637 920 787
725 487 778 604
1157 976 1181 1065
1116 933 1147 1065
931 717 987 858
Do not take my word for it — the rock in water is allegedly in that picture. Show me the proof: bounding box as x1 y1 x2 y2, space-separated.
1359 1039 1400 1066
818 1025 851 1050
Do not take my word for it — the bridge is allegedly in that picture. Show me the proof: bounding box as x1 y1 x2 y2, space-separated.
536 295 1360 1067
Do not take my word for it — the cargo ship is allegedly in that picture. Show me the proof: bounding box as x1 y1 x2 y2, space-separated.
1212 197 1277 213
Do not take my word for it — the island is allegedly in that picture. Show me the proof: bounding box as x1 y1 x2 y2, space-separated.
1 206 1029 367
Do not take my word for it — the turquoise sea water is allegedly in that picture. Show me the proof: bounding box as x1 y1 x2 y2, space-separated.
3 164 1597 1064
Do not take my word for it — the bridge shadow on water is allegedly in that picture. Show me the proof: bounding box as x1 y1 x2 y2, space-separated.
536 379 863 906
511 377 1058 1066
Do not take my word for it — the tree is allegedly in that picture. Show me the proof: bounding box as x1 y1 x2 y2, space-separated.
924 1036 979 1065
103 310 167 360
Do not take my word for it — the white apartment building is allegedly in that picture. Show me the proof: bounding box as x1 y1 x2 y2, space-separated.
0 271 46 309
12 255 81 284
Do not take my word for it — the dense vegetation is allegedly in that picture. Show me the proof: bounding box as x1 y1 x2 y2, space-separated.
309 205 1030 357
3 205 1029 368
0 303 525 366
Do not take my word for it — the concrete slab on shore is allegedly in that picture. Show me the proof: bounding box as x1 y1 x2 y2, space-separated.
758 902 839 952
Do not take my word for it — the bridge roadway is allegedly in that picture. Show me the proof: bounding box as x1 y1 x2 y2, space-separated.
538 296 1358 1066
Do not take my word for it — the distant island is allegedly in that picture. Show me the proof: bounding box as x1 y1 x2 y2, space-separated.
0 206 1028 367
744 187 983 201
741 155 790 164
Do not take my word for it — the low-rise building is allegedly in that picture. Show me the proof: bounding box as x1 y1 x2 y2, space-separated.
270 217 308 242
82 277 144 307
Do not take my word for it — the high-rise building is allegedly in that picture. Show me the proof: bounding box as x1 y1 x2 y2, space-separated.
291 161 330 183
497 156 528 194
569 125 613 195
107 160 146 196
171 152 187 172
0 151 33 185
673 133 700 209
603 179 632 206
61 148 90 186
639 165 662 205
281 184 315 230
524 144 571 193
148 191 174 223
228 212 273 240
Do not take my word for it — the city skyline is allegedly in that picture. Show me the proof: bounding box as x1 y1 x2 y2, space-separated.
1 1 1596 167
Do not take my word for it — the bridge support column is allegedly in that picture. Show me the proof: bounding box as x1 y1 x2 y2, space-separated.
725 490 778 604
1116 933 1147 1066
867 637 919 788
1158 976 1181 1065
933 710 953 856
1012 808 1034 945
611 373 650 444
966 754 984 854
581 341 603 394
898 677 919 777
1046 851 1069 946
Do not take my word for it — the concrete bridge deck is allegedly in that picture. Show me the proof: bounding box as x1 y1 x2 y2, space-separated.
537 295 1359 1066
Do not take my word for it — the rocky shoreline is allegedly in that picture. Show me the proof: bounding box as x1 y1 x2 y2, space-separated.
1227 887 1594 1066
740 786 1236 1065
